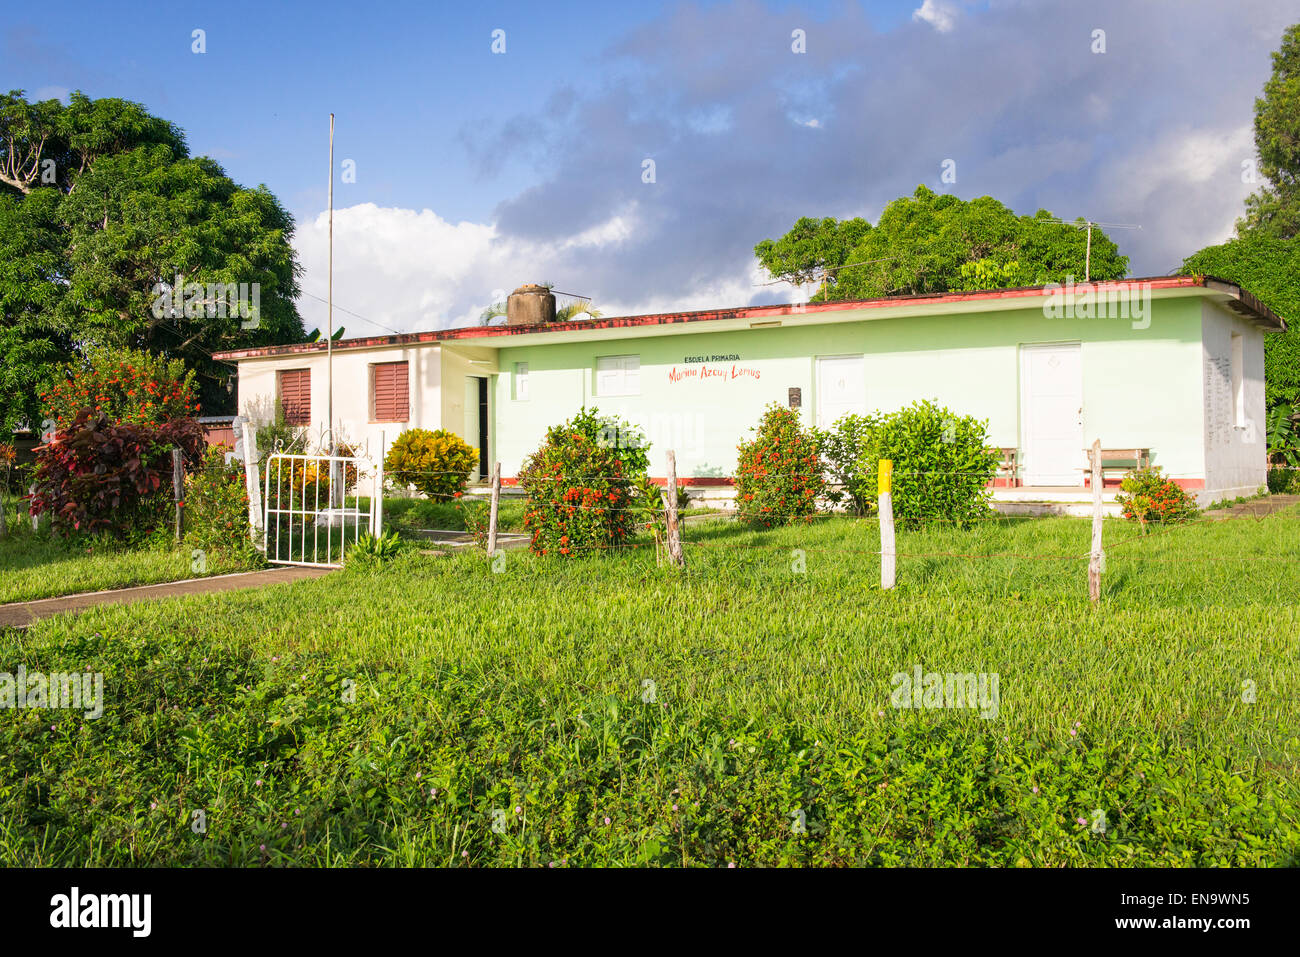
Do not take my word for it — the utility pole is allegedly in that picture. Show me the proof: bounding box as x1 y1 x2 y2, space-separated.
327 113 335 454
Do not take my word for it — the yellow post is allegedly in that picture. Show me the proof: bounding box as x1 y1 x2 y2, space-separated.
879 459 896 589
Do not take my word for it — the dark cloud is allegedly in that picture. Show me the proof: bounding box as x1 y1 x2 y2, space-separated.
479 0 1294 309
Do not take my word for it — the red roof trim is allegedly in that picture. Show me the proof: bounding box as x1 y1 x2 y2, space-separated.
213 276 1281 360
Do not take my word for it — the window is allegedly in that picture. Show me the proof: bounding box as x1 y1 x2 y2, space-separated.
371 361 410 422
1230 332 1244 428
595 355 640 397
515 362 529 401
277 368 311 426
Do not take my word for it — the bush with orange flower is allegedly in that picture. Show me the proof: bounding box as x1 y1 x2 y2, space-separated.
40 346 199 429
1116 466 1199 529
518 408 648 557
735 404 825 528
275 443 360 507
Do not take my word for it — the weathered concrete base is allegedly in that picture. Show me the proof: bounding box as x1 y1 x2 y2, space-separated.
992 500 1123 518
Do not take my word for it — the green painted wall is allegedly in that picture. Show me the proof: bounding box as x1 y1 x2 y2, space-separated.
493 298 1206 481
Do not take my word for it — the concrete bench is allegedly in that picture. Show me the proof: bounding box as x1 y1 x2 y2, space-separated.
992 447 1019 487
1082 447 1150 485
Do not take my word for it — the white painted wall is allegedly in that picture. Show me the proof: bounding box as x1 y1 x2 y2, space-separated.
235 342 441 463
1201 301 1268 501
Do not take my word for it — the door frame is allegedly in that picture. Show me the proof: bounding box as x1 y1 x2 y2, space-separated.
464 375 490 479
1019 341 1084 487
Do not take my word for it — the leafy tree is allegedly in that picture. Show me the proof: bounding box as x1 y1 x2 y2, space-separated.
0 187 63 436
752 216 871 289
1181 236 1300 409
754 187 1128 300
1181 24 1300 413
0 89 304 432
1238 24 1300 238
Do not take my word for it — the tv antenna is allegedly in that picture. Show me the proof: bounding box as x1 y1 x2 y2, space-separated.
1040 219 1142 282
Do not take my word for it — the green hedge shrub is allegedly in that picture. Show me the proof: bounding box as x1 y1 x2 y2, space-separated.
519 408 647 556
852 400 998 528
183 446 256 558
814 413 874 515
384 428 477 502
1267 466 1299 494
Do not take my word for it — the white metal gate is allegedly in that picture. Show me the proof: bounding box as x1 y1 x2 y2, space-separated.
263 451 384 567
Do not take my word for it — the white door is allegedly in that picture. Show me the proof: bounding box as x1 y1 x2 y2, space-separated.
1020 343 1083 486
816 356 866 429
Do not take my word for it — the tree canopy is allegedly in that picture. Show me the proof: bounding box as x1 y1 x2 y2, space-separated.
1238 24 1300 239
0 90 304 434
754 186 1128 301
1180 23 1300 412
1182 236 1300 409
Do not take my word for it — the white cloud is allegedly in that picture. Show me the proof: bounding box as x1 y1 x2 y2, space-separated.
1097 123 1255 272
292 203 649 336
912 1 959 33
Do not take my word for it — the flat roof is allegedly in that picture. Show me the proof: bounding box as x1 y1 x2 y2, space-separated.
213 275 1286 361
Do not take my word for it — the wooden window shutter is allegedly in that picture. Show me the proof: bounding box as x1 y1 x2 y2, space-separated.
372 361 409 422
278 369 311 426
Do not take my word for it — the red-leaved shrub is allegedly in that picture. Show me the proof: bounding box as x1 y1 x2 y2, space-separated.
29 409 205 537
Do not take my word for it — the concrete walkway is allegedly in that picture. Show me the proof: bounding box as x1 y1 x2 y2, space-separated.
0 566 333 628
1201 494 1300 521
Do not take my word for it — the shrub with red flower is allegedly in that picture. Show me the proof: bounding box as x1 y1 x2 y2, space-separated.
734 404 825 528
40 346 199 429
28 409 204 538
518 408 648 557
1116 466 1199 529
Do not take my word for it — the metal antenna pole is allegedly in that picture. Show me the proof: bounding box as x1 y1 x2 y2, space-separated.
327 113 335 454
1085 221 1092 283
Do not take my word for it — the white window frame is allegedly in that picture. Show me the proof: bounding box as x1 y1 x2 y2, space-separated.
595 355 640 397
515 361 529 401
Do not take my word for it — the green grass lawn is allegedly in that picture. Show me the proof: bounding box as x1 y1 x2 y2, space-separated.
378 493 714 537
1 509 1298 866
0 500 262 605
380 494 528 535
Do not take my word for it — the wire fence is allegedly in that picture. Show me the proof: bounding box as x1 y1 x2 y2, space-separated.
9 453 1297 595
362 462 1300 595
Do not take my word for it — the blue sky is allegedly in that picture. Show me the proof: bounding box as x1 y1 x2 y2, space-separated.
3 0 1293 337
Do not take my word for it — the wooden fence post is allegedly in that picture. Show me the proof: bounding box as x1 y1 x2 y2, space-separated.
172 447 184 544
30 482 39 532
1088 439 1104 605
879 459 896 590
241 421 264 549
486 462 501 556
372 430 386 538
663 450 685 568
